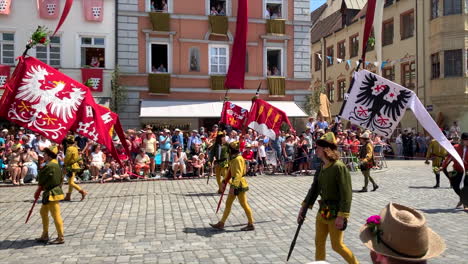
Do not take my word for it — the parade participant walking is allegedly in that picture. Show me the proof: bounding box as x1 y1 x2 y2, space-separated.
64 135 87 201
425 137 447 188
34 145 65 244
441 132 468 210
358 132 378 192
209 132 229 194
210 141 254 231
297 132 358 263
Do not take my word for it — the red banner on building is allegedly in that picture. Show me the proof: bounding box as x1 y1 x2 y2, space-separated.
0 0 12 15
37 0 60 19
83 0 103 22
0 65 10 89
246 99 294 140
81 68 103 92
220 101 249 130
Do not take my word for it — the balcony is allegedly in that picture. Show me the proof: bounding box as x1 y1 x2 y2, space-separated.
209 15 228 36
266 19 285 35
210 75 226 90
267 77 285 96
149 12 170 32
148 73 170 94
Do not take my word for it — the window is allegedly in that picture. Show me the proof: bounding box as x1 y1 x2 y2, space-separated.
151 43 169 73
150 0 169 12
431 53 440 79
349 34 359 58
314 53 321 72
209 0 227 16
36 36 61 68
401 10 414 40
209 45 229 74
337 41 345 60
382 66 395 81
337 79 346 101
326 82 335 102
267 48 283 76
431 0 439 19
383 19 394 46
189 47 200 72
443 0 462 15
401 61 416 89
326 46 334 67
265 0 283 19
0 32 14 65
384 0 394 7
444 49 462 77
80 37 105 68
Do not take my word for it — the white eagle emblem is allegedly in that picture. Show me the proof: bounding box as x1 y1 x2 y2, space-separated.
15 65 86 123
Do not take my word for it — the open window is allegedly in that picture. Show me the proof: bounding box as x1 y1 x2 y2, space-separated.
209 0 227 16
267 48 283 76
150 0 169 12
150 43 169 73
80 36 105 68
265 0 283 19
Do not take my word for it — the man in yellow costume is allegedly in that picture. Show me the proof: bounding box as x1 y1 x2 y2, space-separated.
425 137 447 188
34 145 65 244
64 135 87 201
209 132 230 194
210 141 255 231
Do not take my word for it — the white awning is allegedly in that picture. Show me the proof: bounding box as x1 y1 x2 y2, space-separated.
140 100 308 118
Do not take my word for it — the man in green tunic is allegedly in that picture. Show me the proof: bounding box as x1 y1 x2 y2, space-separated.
34 145 65 244
209 132 230 193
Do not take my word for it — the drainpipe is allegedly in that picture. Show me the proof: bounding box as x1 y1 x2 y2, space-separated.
415 0 419 133
115 1 118 68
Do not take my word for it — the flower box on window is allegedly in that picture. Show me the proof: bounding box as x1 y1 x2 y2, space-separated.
267 77 285 96
149 12 170 32
266 19 285 35
210 75 226 90
148 73 170 94
209 15 228 36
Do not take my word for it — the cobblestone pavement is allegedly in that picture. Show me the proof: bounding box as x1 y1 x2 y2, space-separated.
0 160 466 264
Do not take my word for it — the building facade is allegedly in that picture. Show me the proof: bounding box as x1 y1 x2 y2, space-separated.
0 0 116 106
117 0 311 130
311 0 468 133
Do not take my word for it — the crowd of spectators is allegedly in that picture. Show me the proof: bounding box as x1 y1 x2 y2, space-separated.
0 118 462 185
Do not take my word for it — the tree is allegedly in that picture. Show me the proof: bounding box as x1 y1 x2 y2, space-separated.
304 84 325 117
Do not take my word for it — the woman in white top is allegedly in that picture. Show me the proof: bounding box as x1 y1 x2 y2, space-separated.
90 144 105 181
172 146 187 179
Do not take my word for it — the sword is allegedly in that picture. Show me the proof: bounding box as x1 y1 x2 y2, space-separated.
216 170 231 213
25 196 39 224
287 169 320 261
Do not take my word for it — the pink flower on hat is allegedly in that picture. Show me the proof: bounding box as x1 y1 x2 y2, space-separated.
366 215 381 225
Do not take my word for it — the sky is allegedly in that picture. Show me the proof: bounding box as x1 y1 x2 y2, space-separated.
310 0 327 11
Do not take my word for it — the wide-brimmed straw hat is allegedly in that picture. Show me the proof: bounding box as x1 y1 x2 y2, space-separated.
360 132 370 139
360 203 445 262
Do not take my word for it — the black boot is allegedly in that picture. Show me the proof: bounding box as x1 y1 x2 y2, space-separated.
358 187 368 192
433 173 440 188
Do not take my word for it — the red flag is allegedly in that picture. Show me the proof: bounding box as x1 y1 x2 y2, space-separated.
224 0 248 89
361 0 376 62
246 99 294 140
0 57 87 142
0 0 12 15
0 65 10 89
52 0 74 36
81 68 103 92
37 0 60 19
220 101 249 130
83 0 103 22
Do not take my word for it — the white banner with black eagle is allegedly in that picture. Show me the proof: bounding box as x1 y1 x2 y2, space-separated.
340 70 465 174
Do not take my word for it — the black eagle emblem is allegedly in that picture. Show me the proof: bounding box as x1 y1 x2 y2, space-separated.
349 73 412 136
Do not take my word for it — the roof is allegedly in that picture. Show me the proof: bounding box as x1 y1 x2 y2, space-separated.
343 0 367 10
310 10 343 44
352 2 367 21
310 3 327 25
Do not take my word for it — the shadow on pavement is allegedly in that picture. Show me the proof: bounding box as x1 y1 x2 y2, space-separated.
418 208 466 214
0 239 46 250
408 186 451 190
183 220 275 237
182 193 219 197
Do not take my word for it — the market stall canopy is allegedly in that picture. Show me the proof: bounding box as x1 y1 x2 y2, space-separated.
140 100 308 118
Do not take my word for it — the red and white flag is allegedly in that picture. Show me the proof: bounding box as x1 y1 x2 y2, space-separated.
0 0 12 15
83 0 104 22
81 68 103 92
37 0 60 19
220 101 249 130
246 99 294 140
0 65 10 89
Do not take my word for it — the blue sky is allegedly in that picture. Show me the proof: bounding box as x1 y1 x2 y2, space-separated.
310 0 327 11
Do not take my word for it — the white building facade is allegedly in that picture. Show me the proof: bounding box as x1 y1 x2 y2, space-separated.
0 0 115 105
